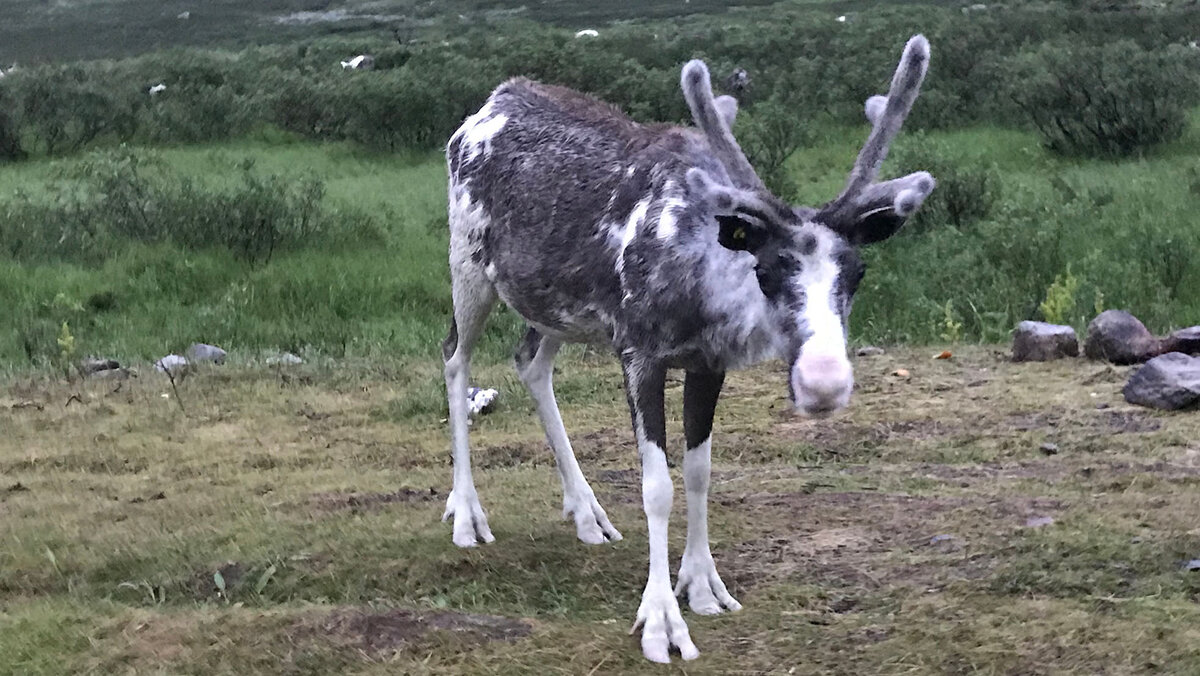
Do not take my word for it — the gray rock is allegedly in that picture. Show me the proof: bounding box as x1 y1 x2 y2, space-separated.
1039 442 1060 455
1122 352 1200 410
1084 310 1160 365
155 354 189 374
855 346 886 357
1024 516 1055 528
1160 326 1200 356
79 357 120 375
1012 321 1079 362
93 367 135 380
186 343 226 364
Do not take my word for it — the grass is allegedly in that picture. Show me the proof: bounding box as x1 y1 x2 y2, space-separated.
5 117 1200 370
2 346 1199 674
0 0 800 65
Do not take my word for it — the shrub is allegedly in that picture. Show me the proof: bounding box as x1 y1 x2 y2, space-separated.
0 148 383 265
1039 268 1081 325
891 134 1001 231
736 95 812 199
1006 41 1200 157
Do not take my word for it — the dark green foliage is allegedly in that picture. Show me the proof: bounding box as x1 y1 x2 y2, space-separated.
736 96 812 199
892 134 1001 230
1008 41 1200 157
0 148 382 265
1 3 1197 158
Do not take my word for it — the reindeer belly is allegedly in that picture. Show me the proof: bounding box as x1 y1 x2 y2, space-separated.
487 257 619 345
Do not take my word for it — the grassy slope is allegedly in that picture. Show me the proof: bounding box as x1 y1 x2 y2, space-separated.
0 0 795 65
5 117 1200 370
2 347 1198 674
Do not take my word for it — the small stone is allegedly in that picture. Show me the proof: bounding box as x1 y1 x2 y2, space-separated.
1084 310 1160 365
1184 559 1200 571
93 367 134 380
1024 516 1054 528
892 368 911 378
155 354 189 373
856 346 885 357
1160 326 1200 356
186 343 227 365
1039 442 1059 455
1012 321 1079 362
267 352 303 366
1122 352 1200 411
79 357 121 375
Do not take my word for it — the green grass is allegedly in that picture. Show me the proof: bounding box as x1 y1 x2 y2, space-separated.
3 346 1199 674
4 117 1200 370
0 0 799 65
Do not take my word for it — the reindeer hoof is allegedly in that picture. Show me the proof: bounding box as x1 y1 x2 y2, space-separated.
563 491 622 544
442 490 494 547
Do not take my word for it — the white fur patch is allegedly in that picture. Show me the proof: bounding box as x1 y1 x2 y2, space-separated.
656 184 685 240
447 183 492 271
455 100 509 162
615 197 650 274
795 227 846 358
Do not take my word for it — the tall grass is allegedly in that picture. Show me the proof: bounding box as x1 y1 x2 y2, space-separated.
2 121 1199 370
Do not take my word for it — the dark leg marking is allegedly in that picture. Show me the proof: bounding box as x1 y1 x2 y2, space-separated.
442 319 458 362
683 371 725 449
514 325 542 371
622 356 668 451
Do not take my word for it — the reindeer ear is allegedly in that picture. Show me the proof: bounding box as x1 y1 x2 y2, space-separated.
827 171 936 246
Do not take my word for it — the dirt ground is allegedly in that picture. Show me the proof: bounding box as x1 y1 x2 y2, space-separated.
2 345 1199 674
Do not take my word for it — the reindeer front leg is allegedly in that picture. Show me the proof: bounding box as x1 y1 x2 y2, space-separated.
675 370 742 615
622 355 699 663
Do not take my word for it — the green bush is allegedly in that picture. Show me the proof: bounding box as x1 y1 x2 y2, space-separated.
0 148 383 265
891 134 1002 231
1007 41 1200 157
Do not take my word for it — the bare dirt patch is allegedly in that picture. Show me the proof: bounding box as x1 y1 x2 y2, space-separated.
719 490 1068 593
304 608 532 655
772 417 965 456
477 440 544 469
310 487 440 512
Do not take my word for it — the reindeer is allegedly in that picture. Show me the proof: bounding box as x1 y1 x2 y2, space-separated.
440 36 934 663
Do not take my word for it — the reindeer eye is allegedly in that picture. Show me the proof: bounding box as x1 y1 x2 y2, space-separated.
716 215 760 252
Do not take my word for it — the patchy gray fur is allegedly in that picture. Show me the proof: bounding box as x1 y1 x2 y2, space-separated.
439 35 938 662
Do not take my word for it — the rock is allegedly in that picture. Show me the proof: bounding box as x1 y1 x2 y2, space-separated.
1039 442 1060 456
92 367 134 380
155 354 189 374
1024 516 1054 528
267 352 303 365
79 357 121 375
856 346 885 357
1185 559 1200 571
1012 321 1079 362
186 343 226 365
1084 310 1160 365
1122 352 1200 411
1160 326 1200 356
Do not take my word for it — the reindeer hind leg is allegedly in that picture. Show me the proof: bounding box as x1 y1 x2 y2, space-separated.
442 261 497 547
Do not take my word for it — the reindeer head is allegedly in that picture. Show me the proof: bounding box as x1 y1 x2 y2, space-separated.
682 36 934 417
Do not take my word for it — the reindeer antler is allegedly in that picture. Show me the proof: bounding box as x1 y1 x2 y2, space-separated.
681 60 764 190
819 35 934 229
